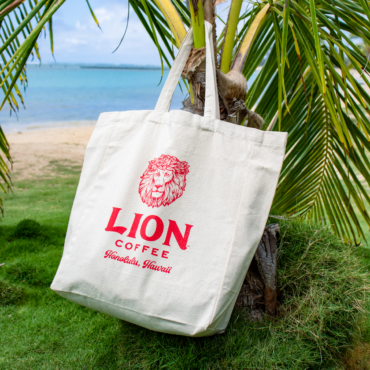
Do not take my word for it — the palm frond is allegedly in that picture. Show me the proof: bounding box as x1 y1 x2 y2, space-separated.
0 124 11 215
0 0 66 111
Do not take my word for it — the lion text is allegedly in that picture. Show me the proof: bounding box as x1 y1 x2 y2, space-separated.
105 207 193 250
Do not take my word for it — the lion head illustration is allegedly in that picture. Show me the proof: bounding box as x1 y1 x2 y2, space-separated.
139 154 190 208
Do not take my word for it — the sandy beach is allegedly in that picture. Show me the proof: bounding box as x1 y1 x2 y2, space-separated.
6 126 95 180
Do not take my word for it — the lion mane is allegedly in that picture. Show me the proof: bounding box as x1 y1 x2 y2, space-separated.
139 154 190 208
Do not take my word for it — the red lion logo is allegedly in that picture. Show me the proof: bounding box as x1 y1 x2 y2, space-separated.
139 154 190 208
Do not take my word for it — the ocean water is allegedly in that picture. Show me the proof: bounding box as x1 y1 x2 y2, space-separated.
0 64 257 132
0 64 184 132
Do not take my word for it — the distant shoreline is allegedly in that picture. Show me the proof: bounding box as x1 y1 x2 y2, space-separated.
80 66 164 70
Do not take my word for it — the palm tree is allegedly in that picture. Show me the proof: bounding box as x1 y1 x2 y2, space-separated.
1 0 370 246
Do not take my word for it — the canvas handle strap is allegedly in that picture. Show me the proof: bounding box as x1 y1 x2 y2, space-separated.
154 21 220 120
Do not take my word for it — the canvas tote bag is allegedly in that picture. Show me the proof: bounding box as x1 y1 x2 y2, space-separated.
51 21 287 337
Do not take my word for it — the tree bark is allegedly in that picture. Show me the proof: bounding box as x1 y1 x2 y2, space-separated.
181 54 263 128
181 0 264 128
235 224 280 320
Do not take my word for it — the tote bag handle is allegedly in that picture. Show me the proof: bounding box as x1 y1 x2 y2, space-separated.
154 21 220 120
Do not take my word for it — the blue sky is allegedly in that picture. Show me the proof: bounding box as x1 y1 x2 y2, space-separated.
35 0 235 66
37 0 163 65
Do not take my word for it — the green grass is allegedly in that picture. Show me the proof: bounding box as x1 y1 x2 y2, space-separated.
0 161 369 369
0 160 81 227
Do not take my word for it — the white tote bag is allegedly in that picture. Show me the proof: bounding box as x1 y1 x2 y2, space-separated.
51 22 287 337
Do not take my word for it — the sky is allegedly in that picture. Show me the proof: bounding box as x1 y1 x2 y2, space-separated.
36 0 166 65
34 0 234 66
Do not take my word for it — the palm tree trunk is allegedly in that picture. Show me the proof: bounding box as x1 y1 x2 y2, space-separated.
235 224 279 320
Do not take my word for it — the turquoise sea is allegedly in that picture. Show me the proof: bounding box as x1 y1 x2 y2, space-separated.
0 64 184 132
0 64 258 132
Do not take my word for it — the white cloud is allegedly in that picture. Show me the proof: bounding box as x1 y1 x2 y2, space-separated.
75 21 87 30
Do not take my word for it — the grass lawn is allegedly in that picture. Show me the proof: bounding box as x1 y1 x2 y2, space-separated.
1 161 370 369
